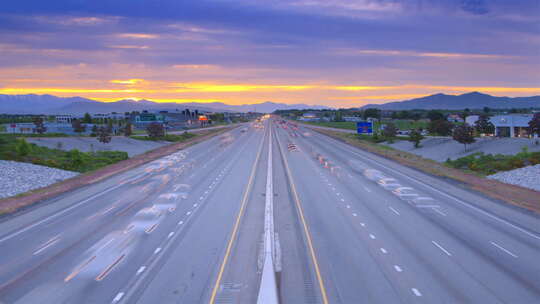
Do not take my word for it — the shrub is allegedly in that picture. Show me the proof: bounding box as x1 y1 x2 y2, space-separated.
15 139 32 156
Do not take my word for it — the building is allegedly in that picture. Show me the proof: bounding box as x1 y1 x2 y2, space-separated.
55 114 75 124
447 114 464 123
3 122 96 135
3 123 35 134
465 115 479 126
343 116 362 122
490 114 533 137
298 112 320 122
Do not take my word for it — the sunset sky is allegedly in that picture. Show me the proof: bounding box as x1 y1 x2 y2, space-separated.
1 0 539 107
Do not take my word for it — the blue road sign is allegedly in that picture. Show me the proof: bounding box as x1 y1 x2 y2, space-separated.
357 121 373 135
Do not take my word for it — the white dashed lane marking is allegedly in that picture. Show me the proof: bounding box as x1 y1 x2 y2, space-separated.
432 241 452 256
112 292 125 303
491 241 518 258
380 248 387 254
412 288 422 297
394 265 403 272
136 266 146 275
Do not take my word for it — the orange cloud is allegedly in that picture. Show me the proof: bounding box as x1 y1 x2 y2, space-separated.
117 33 159 39
110 79 145 85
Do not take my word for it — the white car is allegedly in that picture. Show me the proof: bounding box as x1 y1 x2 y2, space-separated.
392 187 419 200
410 196 437 206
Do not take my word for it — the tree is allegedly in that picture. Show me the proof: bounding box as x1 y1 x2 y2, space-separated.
483 106 491 114
124 121 133 136
107 119 114 135
427 119 453 136
453 124 475 151
397 110 410 119
334 111 344 122
382 122 398 143
363 108 380 120
459 108 471 121
427 110 445 122
474 115 494 135
97 126 112 143
146 122 165 138
33 117 47 134
409 129 424 148
529 112 540 136
90 125 99 137
82 113 92 123
72 119 86 134
410 112 422 121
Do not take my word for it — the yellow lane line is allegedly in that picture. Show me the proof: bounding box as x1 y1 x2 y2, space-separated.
275 125 330 304
208 125 267 304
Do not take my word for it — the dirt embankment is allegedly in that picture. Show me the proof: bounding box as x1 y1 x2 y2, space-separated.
0 128 232 215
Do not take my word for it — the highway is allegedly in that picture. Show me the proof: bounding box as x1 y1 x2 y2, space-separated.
0 117 539 303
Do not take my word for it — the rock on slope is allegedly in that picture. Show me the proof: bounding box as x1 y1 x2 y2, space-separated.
0 160 79 199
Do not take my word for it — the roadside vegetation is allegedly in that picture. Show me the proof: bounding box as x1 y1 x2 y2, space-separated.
0 135 128 173
131 132 196 142
445 148 540 175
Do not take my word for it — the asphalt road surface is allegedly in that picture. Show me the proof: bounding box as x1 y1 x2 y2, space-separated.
0 118 538 304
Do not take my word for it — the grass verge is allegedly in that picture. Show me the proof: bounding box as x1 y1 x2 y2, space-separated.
130 132 196 142
0 134 128 173
0 127 232 215
313 129 540 214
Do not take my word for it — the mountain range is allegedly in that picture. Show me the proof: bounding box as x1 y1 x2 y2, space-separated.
0 94 330 114
360 92 540 110
1 92 539 114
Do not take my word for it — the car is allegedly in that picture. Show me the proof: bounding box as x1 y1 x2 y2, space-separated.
392 187 419 200
363 169 385 181
410 197 437 206
66 230 138 282
129 207 164 234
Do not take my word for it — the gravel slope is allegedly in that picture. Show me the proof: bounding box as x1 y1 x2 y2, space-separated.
27 137 167 157
488 164 540 192
384 137 540 162
0 160 79 199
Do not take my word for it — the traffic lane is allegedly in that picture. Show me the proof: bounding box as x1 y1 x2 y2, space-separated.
274 127 406 304
304 127 540 239
0 128 252 288
0 126 255 302
210 125 269 304
301 127 540 247
277 126 512 303
272 129 332 304
132 127 265 304
304 147 537 303
294 128 540 302
300 128 540 277
0 125 244 243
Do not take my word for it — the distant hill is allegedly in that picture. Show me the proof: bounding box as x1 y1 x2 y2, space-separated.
0 94 330 114
360 92 540 110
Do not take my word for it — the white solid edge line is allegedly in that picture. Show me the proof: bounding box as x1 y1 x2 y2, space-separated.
316 133 540 241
